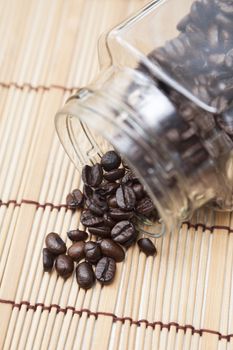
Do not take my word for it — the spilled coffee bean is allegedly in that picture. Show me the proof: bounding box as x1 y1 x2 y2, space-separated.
43 150 159 289
101 150 121 171
137 238 157 256
116 185 136 210
82 164 103 187
84 241 102 264
45 232 67 255
55 254 74 278
66 189 84 209
43 248 55 272
68 241 86 262
67 229 88 242
95 257 116 284
100 239 125 262
76 261 96 289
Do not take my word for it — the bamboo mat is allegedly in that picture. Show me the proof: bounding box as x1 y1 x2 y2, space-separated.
0 0 233 349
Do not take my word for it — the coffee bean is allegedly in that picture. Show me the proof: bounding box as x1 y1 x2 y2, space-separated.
95 257 116 284
86 198 105 216
100 239 125 262
109 208 134 221
103 212 116 228
68 241 86 262
121 170 139 185
42 248 55 271
111 220 137 247
82 164 103 187
67 229 88 242
136 197 155 215
116 185 136 210
88 226 111 238
83 185 93 199
108 195 118 208
45 233 67 255
66 189 84 209
81 210 104 227
103 168 125 182
55 254 74 278
101 151 121 171
132 183 145 200
84 241 102 264
137 238 157 256
95 182 119 197
76 262 95 289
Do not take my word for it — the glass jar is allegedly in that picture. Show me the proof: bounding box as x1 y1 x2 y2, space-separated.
55 0 233 235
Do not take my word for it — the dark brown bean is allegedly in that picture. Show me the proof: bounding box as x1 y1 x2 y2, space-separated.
121 170 139 185
88 226 111 238
45 233 67 255
137 238 157 256
95 257 116 284
101 151 121 171
111 220 137 247
103 213 116 228
76 262 96 289
84 241 102 264
132 183 145 200
42 248 55 272
55 254 74 278
66 189 84 209
108 195 118 208
136 197 155 215
116 185 136 210
68 241 85 262
82 164 103 187
95 182 119 197
103 168 125 182
83 185 93 199
67 229 88 242
100 239 125 262
109 208 134 221
81 210 104 227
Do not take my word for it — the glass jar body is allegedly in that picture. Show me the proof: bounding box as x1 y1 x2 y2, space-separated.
55 0 233 234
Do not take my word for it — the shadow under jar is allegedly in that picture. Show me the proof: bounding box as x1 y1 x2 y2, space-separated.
55 0 233 236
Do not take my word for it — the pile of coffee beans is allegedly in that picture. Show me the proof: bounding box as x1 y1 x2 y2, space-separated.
43 151 158 289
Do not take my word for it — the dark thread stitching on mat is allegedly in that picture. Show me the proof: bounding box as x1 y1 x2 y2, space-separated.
1 199 233 233
0 299 232 341
0 82 78 93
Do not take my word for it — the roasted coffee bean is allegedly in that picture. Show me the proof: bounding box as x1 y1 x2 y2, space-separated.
121 170 139 185
111 220 137 247
84 241 102 264
76 262 95 289
81 210 104 227
132 183 145 200
66 189 84 209
95 182 119 197
109 208 134 221
137 238 157 256
101 151 121 171
103 212 116 228
136 197 154 215
67 229 88 242
95 257 116 284
108 195 118 208
116 185 136 210
86 198 105 216
55 254 74 278
103 168 125 182
100 239 125 262
43 248 55 271
45 232 67 255
88 226 111 238
83 185 93 199
68 241 85 262
82 164 103 187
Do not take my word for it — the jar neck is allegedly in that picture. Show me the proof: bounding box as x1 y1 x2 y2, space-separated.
55 66 219 227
